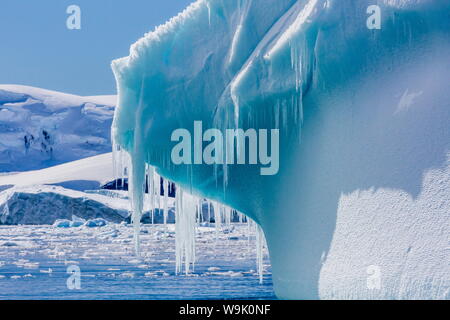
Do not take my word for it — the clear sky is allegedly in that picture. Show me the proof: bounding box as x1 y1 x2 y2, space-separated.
0 0 194 96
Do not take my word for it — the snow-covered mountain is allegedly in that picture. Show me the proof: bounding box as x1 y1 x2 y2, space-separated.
0 85 116 172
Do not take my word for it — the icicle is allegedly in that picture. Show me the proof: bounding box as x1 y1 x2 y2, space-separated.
206 2 211 27
129 80 147 257
120 148 129 189
220 205 224 225
256 223 266 284
163 179 169 225
129 152 145 257
247 217 252 248
112 142 127 190
208 201 211 225
112 142 118 187
175 188 182 272
156 174 161 222
213 201 222 231
152 171 158 224
223 206 228 225
175 188 197 275
144 164 149 213
224 206 231 225
197 198 203 225
146 165 155 224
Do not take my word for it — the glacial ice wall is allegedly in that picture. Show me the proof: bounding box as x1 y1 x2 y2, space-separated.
112 0 450 299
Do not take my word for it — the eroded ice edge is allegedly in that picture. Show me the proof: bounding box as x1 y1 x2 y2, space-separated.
111 0 450 299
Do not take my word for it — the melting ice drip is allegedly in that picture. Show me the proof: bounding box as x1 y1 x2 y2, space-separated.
113 144 267 281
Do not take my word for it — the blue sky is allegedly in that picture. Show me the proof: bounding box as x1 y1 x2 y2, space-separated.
0 0 194 95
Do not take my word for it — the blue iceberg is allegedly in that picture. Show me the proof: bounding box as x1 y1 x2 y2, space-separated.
111 0 450 299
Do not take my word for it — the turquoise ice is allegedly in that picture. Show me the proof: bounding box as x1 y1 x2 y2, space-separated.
112 0 450 299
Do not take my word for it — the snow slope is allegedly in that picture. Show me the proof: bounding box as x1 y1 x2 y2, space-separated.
0 152 184 225
0 85 116 172
111 0 450 299
0 152 127 224
0 153 113 191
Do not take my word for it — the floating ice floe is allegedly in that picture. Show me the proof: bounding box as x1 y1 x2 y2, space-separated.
84 218 108 228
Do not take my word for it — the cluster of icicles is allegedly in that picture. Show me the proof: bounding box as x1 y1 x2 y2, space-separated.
112 145 267 283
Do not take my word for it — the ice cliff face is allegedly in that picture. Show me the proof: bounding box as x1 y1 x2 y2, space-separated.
112 0 450 299
0 186 127 225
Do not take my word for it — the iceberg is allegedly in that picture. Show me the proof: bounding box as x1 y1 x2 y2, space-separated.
111 0 450 299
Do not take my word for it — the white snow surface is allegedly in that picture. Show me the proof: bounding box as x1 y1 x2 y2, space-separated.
0 153 113 191
0 153 128 224
0 85 116 172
